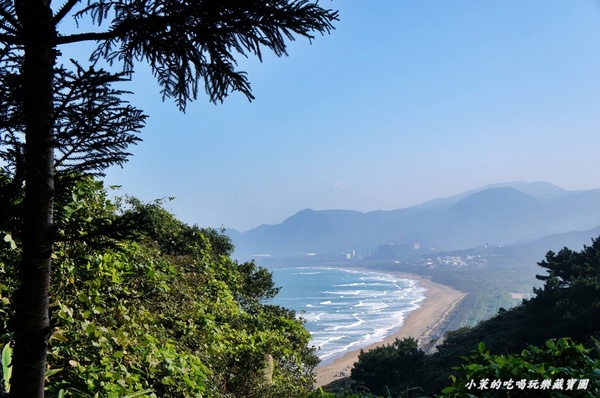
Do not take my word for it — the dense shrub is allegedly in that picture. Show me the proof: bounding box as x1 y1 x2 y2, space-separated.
351 337 425 397
0 178 318 397
441 338 600 397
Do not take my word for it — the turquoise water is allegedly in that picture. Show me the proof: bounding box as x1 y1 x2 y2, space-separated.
268 267 426 364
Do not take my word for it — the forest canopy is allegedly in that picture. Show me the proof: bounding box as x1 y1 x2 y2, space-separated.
0 176 319 397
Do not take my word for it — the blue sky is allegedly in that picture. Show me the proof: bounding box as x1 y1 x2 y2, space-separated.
62 1 600 231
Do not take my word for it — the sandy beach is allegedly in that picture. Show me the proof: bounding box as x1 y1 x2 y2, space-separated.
314 272 466 387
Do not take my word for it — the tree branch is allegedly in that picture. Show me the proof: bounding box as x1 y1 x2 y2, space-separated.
0 2 20 33
0 32 22 45
0 22 19 35
52 0 82 25
56 30 118 45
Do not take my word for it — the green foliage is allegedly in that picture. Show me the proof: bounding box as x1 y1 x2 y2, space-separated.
0 56 146 235
121 196 234 258
351 337 425 397
306 384 431 398
441 338 600 397
0 177 319 397
529 239 600 340
1 342 11 394
306 387 391 398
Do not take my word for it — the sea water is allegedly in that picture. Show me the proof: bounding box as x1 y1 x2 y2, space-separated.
268 267 426 364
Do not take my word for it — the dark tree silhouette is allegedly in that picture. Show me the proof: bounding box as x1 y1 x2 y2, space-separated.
0 0 338 395
0 56 149 264
0 57 146 230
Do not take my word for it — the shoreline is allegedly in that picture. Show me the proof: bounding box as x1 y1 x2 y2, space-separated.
314 271 466 387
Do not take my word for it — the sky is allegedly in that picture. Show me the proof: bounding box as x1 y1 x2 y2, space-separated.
61 0 600 231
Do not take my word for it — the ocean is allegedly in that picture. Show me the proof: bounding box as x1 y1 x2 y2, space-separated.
267 266 426 364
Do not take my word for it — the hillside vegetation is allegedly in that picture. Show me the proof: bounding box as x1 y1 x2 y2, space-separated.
322 237 600 397
0 178 318 397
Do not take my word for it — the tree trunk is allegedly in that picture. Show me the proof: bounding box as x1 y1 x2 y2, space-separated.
11 0 56 396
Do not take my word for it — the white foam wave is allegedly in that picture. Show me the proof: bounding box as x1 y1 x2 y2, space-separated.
303 312 326 322
354 301 388 310
269 266 427 364
329 314 364 331
324 290 362 296
335 282 367 287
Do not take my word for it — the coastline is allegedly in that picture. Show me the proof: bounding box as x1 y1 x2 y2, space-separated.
314 271 466 387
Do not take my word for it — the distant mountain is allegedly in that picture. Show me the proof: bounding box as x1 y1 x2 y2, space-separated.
415 181 568 210
519 225 600 254
227 182 600 258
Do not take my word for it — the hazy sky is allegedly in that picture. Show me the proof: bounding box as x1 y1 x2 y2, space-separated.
64 1 600 231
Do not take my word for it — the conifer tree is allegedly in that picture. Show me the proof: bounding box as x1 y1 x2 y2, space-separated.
0 57 146 230
0 1 338 395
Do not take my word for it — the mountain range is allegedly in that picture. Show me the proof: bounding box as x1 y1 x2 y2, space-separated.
226 182 600 258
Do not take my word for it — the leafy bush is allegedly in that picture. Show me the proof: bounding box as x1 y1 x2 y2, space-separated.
0 177 318 397
441 338 600 397
307 386 391 398
350 337 425 397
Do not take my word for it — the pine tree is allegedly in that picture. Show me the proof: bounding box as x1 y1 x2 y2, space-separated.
0 1 338 395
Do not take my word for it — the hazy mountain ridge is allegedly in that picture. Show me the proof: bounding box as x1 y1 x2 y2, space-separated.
228 182 600 257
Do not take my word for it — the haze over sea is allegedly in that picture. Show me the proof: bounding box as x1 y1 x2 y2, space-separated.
268 267 426 364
